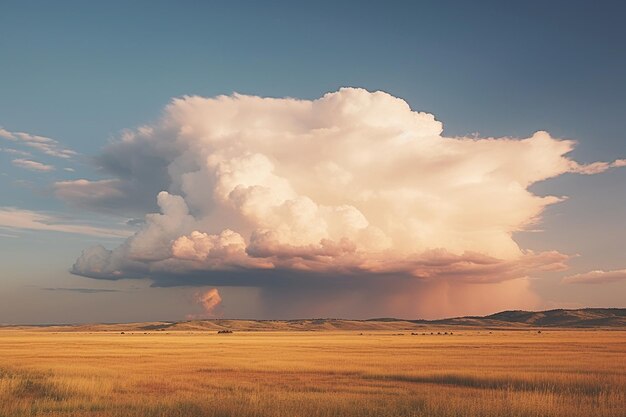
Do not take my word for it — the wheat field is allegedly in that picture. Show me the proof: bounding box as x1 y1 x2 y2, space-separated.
0 329 624 417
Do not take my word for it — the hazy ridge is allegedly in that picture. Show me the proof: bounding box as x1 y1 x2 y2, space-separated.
4 308 626 331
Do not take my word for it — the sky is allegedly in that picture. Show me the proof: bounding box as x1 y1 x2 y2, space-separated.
1 1 625 324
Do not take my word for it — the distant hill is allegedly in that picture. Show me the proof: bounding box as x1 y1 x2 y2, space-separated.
424 308 626 328
3 308 625 331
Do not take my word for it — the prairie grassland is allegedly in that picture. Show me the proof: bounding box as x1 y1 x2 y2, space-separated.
0 329 624 417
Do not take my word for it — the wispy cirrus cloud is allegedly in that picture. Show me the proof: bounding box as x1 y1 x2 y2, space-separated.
0 147 31 157
11 158 55 172
0 207 130 238
0 126 77 159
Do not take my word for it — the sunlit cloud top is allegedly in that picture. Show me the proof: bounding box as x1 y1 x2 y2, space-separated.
67 88 622 290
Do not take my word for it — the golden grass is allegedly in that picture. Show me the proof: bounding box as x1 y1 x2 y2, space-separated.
0 329 624 416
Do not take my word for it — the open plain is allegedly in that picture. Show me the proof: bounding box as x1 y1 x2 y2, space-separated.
0 328 624 417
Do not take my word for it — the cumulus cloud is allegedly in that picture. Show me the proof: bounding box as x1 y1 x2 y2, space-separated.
64 88 624 316
11 158 55 172
0 207 130 238
563 269 626 284
0 127 77 159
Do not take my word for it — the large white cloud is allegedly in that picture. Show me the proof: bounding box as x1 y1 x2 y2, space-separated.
64 88 623 314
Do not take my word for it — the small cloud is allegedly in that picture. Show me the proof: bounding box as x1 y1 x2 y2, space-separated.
0 207 131 238
12 158 55 172
569 159 626 175
0 126 77 159
13 179 34 188
563 269 626 284
0 147 31 157
64 167 75 172
0 128 14 140
126 218 145 227
187 288 223 319
40 287 122 294
54 179 148 215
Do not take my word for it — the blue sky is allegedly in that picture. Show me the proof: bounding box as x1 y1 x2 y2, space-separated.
1 1 625 323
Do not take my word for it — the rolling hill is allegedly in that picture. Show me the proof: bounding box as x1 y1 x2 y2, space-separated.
3 308 625 332
424 308 626 328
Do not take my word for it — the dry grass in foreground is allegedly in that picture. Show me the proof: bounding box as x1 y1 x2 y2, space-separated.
0 329 624 417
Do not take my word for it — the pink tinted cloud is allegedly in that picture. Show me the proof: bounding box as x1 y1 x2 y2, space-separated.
563 269 626 284
12 158 55 172
186 288 223 319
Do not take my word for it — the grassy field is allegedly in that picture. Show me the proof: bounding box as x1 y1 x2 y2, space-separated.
0 329 624 417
